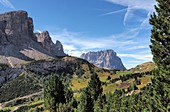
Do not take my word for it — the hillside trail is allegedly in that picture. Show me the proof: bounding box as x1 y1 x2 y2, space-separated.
0 91 42 109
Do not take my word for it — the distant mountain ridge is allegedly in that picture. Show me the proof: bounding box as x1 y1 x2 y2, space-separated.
80 50 126 70
0 10 66 67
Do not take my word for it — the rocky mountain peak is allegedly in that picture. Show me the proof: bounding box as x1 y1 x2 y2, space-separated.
34 31 66 57
105 49 116 55
0 10 66 67
54 40 65 56
34 31 53 51
0 10 34 44
81 50 126 70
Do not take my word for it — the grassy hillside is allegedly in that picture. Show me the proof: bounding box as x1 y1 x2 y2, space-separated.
0 72 42 102
0 56 156 111
129 62 155 72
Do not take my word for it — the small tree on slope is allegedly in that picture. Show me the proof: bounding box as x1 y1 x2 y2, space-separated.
43 75 65 112
88 73 103 101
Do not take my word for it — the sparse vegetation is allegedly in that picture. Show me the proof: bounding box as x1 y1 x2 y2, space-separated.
0 56 156 111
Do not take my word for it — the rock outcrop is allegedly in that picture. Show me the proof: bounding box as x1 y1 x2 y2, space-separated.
0 64 24 85
35 31 65 57
0 11 34 44
80 50 126 70
0 10 66 67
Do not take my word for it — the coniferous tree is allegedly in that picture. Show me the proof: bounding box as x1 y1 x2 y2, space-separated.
94 94 106 112
43 75 65 112
149 0 170 111
88 73 103 101
107 76 111 80
150 0 170 75
77 87 94 112
63 76 73 104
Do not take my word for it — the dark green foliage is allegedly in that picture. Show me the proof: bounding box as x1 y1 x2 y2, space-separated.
11 102 44 112
75 69 85 78
134 84 138 90
110 70 117 75
77 87 94 112
77 73 103 112
98 1 170 111
150 0 170 75
127 84 138 93
0 110 10 112
0 64 9 71
105 90 125 111
94 94 106 112
99 71 168 112
44 75 65 112
107 76 111 80
0 73 41 102
35 107 44 112
88 73 103 101
149 0 170 110
72 98 78 109
43 74 75 112
64 85 73 104
119 71 153 82
145 74 170 111
89 64 95 74
110 78 120 83
136 79 141 85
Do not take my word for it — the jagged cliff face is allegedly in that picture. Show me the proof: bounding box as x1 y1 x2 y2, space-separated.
0 10 66 67
81 50 126 70
0 11 34 44
34 31 65 57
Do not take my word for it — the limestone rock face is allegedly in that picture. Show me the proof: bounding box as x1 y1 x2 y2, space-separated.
0 11 34 44
0 64 24 85
80 50 126 70
34 31 65 57
54 40 65 56
35 31 53 52
0 10 66 67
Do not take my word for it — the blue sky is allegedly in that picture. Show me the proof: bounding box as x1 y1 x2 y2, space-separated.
0 0 157 69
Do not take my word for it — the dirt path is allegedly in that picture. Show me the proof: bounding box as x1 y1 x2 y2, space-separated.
0 91 42 109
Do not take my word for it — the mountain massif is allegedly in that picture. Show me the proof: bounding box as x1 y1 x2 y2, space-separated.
81 50 126 70
0 10 66 67
0 10 158 112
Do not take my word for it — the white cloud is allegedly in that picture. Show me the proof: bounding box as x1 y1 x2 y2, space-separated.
115 28 140 39
50 29 138 55
123 6 134 26
36 29 42 33
101 8 127 16
104 0 156 27
105 0 156 12
123 64 138 69
125 45 149 50
48 26 153 68
139 13 151 29
0 0 15 9
63 44 77 51
118 53 153 69
128 60 145 63
65 50 86 57
118 53 152 61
